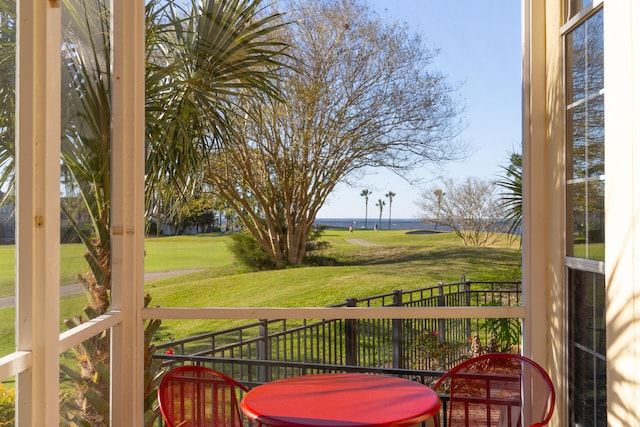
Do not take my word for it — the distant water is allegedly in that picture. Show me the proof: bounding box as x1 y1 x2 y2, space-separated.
314 218 449 231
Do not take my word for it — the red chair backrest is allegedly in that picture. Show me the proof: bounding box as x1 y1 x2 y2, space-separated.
157 365 248 427
432 353 555 427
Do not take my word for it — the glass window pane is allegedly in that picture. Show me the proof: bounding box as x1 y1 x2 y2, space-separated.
572 350 596 426
568 179 604 261
594 357 608 423
585 10 604 96
566 6 605 427
568 95 604 181
569 269 606 427
566 9 605 263
586 179 604 259
569 103 587 179
586 94 604 177
568 181 585 258
567 24 586 103
566 0 596 21
570 270 605 352
566 10 604 103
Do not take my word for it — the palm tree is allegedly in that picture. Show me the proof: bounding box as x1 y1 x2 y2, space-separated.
360 189 371 230
0 0 16 210
0 1 288 424
385 191 396 229
497 152 522 238
145 0 288 218
360 189 371 229
375 199 385 230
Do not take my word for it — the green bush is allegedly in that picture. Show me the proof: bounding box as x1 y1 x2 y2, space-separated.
227 230 276 271
227 226 334 270
0 384 15 426
303 225 337 265
483 301 522 352
414 330 465 371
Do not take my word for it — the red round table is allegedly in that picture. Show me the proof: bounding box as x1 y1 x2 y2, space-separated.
241 373 441 427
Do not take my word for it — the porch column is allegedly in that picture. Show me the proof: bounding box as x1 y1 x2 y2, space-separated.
15 1 61 426
109 0 146 425
522 3 565 426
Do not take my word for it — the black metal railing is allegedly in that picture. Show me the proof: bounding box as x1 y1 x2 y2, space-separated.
154 278 521 376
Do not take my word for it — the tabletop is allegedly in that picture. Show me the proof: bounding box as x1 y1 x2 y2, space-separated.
240 373 441 427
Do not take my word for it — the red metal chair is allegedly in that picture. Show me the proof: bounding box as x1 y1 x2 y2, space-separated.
432 353 555 427
157 365 248 427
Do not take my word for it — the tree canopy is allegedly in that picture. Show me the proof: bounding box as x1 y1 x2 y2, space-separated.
205 0 466 267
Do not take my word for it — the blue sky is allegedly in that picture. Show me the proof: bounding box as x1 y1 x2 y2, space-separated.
317 1 522 219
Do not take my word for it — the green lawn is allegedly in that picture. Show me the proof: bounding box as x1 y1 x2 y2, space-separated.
0 233 239 298
146 230 521 342
0 229 521 357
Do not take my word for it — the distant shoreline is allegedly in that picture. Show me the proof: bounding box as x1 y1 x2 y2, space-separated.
314 218 449 232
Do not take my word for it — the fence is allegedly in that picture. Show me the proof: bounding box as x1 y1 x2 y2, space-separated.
155 277 522 380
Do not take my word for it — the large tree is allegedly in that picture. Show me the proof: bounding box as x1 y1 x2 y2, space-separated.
205 0 465 267
417 177 508 247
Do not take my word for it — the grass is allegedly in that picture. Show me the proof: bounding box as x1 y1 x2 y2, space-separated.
144 233 239 271
0 233 239 298
0 229 521 357
147 230 521 341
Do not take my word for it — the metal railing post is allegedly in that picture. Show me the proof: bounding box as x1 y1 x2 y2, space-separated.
392 290 403 368
259 319 270 382
437 282 446 342
464 278 472 341
345 298 358 366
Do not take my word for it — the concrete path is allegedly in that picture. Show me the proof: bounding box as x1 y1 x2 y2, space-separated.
0 269 204 309
345 238 379 246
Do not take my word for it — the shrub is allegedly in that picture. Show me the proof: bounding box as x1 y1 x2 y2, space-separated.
483 301 522 353
227 230 276 271
0 384 15 426
414 330 466 371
